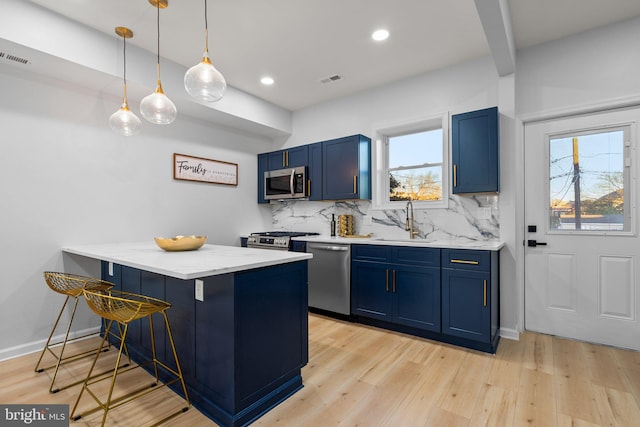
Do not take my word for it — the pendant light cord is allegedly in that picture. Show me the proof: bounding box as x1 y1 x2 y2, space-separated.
123 34 128 101
156 3 161 83
204 0 209 53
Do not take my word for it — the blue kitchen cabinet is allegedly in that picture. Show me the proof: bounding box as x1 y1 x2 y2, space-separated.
441 249 499 352
322 134 371 200
101 260 309 427
351 245 440 333
267 145 308 170
308 142 323 200
451 106 499 194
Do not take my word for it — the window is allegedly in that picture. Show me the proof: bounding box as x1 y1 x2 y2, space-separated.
548 126 631 232
388 129 443 201
373 115 448 209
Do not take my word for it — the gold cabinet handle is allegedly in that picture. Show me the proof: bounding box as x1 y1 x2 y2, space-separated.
483 280 487 306
385 269 389 292
450 259 479 265
307 179 311 197
353 176 357 194
392 270 397 293
282 152 286 167
453 164 457 187
285 151 289 167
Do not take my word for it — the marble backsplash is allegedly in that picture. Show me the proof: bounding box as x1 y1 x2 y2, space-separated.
270 194 500 242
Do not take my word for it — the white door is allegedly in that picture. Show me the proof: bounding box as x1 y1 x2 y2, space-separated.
524 108 640 350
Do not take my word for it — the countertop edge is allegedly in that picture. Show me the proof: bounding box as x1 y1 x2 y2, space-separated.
62 243 312 280
292 235 504 251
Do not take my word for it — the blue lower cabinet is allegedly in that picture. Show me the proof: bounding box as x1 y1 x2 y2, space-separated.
351 245 441 333
101 260 309 427
351 246 499 353
441 249 500 352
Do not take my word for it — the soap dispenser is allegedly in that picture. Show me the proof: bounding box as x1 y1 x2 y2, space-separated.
330 214 336 236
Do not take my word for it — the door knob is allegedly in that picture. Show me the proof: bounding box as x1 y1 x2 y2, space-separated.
527 240 547 247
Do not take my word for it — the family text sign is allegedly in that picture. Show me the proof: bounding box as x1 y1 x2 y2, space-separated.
173 153 238 186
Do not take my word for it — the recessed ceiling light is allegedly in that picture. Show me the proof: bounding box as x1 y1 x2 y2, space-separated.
261 76 274 85
372 29 389 41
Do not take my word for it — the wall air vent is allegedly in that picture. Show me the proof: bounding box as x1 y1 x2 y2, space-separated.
0 51 30 65
320 74 343 84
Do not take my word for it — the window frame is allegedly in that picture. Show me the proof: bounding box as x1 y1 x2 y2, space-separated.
372 114 449 210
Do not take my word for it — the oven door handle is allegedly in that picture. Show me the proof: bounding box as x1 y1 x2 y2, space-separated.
310 244 349 252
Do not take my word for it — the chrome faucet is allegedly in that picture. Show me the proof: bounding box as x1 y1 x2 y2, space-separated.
405 201 419 239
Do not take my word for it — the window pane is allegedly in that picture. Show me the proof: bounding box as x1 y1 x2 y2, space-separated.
389 129 442 169
549 129 626 231
390 167 442 201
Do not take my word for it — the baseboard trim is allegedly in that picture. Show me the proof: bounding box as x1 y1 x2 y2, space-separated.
500 327 520 341
0 326 101 362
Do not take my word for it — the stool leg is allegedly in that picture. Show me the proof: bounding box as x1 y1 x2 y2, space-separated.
34 295 81 393
148 315 160 382
100 322 129 427
162 311 190 407
34 295 71 374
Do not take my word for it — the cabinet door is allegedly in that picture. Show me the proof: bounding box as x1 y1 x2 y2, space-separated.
452 106 499 193
351 261 392 320
308 142 323 200
322 135 370 200
441 268 490 342
267 146 308 170
393 265 441 332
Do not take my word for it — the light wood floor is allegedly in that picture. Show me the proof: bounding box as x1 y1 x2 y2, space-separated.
1 313 639 426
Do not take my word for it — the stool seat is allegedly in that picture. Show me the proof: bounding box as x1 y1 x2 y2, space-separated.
35 272 123 393
83 290 170 323
72 288 189 426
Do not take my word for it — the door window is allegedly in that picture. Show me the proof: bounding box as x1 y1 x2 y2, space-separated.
548 126 631 233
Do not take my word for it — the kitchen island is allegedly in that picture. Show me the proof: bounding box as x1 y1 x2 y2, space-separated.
62 242 312 427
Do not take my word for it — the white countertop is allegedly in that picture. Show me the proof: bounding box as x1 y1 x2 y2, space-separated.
293 235 504 251
62 242 312 280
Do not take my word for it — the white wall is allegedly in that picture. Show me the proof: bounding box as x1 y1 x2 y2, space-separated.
0 65 273 359
517 16 640 118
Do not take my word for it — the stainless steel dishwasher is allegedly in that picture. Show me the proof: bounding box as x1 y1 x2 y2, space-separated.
307 242 350 316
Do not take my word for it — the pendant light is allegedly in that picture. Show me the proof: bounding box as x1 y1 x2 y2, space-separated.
140 0 177 124
109 27 142 136
184 0 226 103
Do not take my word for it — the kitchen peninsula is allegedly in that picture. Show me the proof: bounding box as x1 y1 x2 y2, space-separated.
62 242 312 427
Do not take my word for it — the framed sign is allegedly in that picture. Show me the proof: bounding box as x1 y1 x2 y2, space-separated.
173 153 238 186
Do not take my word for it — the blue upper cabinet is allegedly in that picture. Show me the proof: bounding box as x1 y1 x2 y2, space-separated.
267 145 309 170
322 134 371 200
451 107 499 194
257 153 269 204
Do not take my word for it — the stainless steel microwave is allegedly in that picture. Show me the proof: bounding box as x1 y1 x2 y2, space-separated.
264 166 307 200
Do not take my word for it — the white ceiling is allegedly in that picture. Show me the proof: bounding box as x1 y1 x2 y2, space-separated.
25 0 640 111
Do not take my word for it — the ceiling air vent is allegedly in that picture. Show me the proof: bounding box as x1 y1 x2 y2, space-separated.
320 74 342 84
0 51 30 65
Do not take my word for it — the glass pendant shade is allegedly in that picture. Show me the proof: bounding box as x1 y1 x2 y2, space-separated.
140 83 177 124
110 102 142 136
185 54 226 102
185 0 226 103
111 26 141 136
141 0 177 125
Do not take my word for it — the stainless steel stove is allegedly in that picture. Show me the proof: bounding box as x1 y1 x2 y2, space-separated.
246 231 319 251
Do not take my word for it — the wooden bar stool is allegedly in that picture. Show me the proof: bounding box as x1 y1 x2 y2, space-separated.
71 288 190 426
35 272 126 393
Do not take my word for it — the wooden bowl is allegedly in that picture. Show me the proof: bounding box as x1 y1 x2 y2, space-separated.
154 235 207 251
